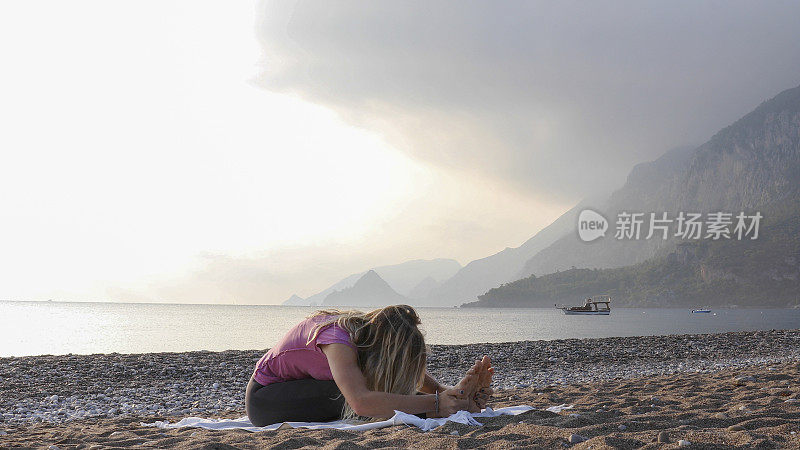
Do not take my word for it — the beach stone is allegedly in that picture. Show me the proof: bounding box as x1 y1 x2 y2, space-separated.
714 412 729 419
617 424 627 431
568 434 588 444
678 439 691 447
727 425 745 431
450 431 459 436
657 431 670 443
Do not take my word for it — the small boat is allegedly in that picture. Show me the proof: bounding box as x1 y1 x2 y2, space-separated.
557 295 611 315
691 309 711 313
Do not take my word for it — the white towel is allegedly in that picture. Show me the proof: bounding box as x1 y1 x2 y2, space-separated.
142 405 561 433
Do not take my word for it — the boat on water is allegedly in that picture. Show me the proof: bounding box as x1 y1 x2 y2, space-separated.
691 309 712 313
556 295 611 315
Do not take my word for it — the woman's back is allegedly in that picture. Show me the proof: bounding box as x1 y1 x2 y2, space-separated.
251 314 356 386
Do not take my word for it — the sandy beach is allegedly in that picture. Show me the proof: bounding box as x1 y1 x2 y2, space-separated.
1 329 799 448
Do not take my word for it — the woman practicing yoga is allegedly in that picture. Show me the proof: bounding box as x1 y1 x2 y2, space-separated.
245 304 494 426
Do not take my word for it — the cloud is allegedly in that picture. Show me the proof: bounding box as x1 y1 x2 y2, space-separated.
141 169 568 304
255 0 800 200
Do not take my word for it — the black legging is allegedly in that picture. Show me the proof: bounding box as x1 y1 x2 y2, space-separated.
245 377 346 427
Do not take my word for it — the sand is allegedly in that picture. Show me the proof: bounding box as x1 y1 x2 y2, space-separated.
2 331 799 448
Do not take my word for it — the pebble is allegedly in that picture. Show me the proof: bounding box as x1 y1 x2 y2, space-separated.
1 329 799 425
678 439 691 447
727 425 745 431
657 431 670 443
714 412 729 419
449 431 459 436
617 424 627 431
568 434 588 444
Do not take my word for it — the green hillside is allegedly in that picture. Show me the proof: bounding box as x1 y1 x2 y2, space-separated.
464 200 800 308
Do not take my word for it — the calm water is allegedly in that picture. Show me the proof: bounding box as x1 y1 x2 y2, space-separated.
1 301 799 357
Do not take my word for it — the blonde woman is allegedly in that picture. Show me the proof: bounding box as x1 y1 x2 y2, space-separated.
245 304 494 426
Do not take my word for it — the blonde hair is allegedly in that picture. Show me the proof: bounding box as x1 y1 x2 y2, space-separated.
308 304 428 419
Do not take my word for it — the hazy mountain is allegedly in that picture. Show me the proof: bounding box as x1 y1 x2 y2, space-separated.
420 200 593 306
466 198 800 308
373 258 461 295
282 294 306 306
292 273 363 306
517 84 800 280
322 270 408 307
470 84 800 307
407 276 439 299
284 258 461 306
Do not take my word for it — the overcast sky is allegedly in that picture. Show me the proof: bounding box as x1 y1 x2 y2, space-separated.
1 1 799 304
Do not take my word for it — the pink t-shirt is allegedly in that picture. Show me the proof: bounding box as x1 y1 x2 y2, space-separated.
252 315 356 386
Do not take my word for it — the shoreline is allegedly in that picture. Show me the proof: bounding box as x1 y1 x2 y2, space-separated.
3 322 799 359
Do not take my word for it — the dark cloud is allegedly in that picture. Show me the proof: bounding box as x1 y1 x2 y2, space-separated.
256 0 800 200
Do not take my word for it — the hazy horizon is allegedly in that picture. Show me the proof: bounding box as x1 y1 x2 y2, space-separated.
2 1 800 304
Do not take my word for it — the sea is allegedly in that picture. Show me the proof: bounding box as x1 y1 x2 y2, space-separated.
1 301 799 357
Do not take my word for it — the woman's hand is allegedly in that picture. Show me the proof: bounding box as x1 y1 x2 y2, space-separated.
474 385 494 410
436 388 471 417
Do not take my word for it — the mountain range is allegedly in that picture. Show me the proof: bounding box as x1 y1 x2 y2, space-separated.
518 85 800 280
469 84 800 307
282 258 460 306
284 84 800 309
322 270 408 307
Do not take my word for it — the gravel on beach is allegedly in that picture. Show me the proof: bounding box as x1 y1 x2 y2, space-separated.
1 329 798 426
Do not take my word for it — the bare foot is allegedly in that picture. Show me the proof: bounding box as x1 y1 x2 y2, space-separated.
454 355 494 412
473 355 494 409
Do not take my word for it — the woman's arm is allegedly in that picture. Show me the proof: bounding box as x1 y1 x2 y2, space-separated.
412 360 495 410
321 343 468 418
419 370 451 394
